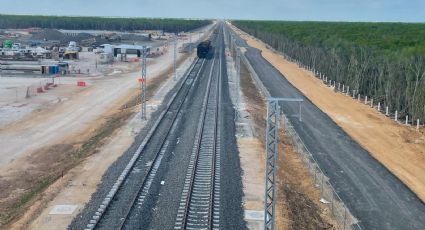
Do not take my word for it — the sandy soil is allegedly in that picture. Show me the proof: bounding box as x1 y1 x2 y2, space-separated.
10 111 138 230
9 52 197 230
237 54 335 229
232 25 425 202
0 78 79 127
276 133 336 230
0 24 215 228
238 138 264 211
0 38 194 168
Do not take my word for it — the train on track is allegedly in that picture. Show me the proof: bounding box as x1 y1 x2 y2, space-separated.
197 40 211 58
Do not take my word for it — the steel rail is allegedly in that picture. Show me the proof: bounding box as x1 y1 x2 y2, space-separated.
85 57 205 230
115 58 206 230
178 29 222 230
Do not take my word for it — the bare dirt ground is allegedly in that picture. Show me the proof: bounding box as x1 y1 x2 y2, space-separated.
233 25 425 203
9 51 196 230
0 25 214 228
239 60 335 229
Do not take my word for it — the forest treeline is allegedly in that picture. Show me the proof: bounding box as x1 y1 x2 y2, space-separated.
233 20 425 121
0 14 210 32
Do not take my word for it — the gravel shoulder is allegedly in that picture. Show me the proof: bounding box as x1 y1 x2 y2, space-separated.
234 49 335 229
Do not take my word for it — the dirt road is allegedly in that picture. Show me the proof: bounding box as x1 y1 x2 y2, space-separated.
0 48 182 169
0 24 215 227
10 53 197 230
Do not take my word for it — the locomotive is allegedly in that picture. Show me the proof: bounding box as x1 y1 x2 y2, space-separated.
197 40 211 58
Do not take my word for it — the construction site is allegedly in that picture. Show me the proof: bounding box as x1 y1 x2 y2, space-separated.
0 21 214 227
1 3 425 230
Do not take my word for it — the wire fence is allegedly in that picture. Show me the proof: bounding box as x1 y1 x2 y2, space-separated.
259 41 425 131
235 28 363 229
312 71 424 130
281 114 362 230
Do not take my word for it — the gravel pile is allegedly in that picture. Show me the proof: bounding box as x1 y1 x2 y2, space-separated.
121 34 150 42
31 29 108 45
31 29 67 41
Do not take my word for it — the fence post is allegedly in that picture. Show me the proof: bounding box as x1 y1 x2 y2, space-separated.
378 102 381 111
342 84 345 92
395 110 398 121
25 87 30 98
352 90 355 98
417 119 420 130
365 96 368 104
386 106 389 116
406 115 409 125
346 86 349 96
338 82 340 91
358 94 360 101
371 98 374 107
343 208 347 230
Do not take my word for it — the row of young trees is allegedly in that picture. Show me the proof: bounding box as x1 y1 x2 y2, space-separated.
0 14 210 32
233 20 425 122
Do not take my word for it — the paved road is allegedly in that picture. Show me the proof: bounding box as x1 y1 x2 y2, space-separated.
232 29 425 229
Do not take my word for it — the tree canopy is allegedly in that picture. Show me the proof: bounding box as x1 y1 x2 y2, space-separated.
233 20 425 121
0 14 211 32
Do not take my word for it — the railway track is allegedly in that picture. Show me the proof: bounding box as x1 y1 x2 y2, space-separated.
84 57 206 230
174 34 222 230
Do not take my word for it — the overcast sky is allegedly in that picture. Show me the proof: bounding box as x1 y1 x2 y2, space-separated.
0 0 424 22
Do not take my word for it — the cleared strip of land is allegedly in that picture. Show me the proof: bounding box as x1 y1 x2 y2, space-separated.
232 25 425 202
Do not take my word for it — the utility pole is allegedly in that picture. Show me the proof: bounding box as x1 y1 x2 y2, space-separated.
264 99 279 230
230 34 233 56
140 48 147 120
189 32 192 53
232 37 236 63
173 34 177 81
236 47 241 120
264 97 303 230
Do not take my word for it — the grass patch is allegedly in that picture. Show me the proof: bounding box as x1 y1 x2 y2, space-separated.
2 176 52 224
73 109 132 159
0 106 133 226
